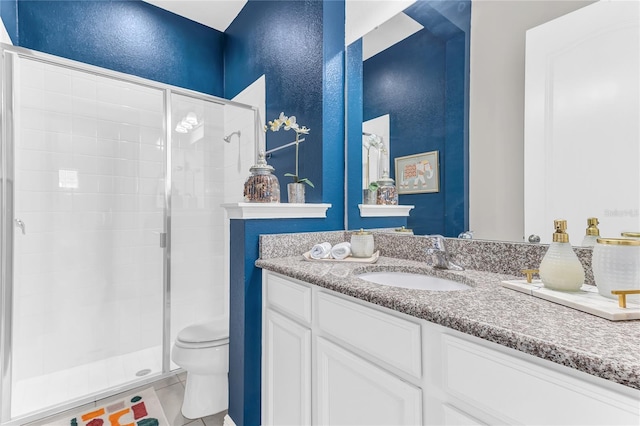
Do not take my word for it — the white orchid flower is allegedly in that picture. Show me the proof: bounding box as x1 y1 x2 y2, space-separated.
264 112 313 187
284 115 297 130
268 119 282 132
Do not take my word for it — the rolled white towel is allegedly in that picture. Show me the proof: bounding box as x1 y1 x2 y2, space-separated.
331 242 352 260
310 242 332 259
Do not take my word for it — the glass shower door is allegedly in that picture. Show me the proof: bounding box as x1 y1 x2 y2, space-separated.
9 54 166 417
169 93 228 362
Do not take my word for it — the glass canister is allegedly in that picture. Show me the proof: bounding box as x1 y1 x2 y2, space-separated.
592 238 640 303
243 152 280 203
350 229 374 258
376 170 398 205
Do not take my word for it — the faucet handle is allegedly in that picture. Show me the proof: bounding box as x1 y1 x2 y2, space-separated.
426 234 445 250
458 230 474 239
521 269 539 283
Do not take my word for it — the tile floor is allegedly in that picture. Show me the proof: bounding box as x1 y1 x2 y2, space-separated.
23 372 226 426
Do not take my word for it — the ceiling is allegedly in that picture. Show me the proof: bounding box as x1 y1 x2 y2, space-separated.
143 0 417 59
142 0 247 32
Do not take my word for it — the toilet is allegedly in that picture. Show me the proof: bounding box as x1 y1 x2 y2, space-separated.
171 317 229 419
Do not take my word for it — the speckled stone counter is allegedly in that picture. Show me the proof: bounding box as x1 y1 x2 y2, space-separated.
256 233 640 391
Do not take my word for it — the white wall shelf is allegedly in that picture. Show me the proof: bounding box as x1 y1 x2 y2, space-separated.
358 204 414 217
222 203 332 219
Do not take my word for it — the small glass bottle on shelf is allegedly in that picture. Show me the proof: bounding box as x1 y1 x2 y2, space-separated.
581 217 600 247
243 151 280 203
376 170 398 205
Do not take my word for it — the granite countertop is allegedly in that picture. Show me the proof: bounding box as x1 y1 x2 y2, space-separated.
256 255 640 390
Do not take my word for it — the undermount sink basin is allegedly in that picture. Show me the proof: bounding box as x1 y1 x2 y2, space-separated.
358 271 472 291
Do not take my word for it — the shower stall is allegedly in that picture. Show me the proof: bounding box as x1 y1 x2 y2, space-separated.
0 45 258 424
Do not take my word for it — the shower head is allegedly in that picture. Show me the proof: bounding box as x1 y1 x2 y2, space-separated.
224 130 241 143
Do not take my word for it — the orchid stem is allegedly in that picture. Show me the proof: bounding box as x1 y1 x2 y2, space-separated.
295 134 299 181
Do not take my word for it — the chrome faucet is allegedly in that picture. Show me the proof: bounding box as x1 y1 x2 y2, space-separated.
425 235 464 271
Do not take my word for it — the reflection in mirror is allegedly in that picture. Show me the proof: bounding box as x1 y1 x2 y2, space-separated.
346 0 470 236
523 0 639 244
347 0 639 243
362 115 390 202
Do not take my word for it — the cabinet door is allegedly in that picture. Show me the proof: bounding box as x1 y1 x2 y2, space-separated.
442 334 640 425
263 309 311 425
315 337 422 426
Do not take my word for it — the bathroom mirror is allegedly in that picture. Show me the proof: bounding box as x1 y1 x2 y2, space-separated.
346 0 469 237
345 0 639 243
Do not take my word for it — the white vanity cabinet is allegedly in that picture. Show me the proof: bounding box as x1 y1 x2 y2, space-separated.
262 271 422 425
262 273 312 425
314 291 423 425
261 271 640 426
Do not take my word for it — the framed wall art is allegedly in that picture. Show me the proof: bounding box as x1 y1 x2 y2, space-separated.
394 150 439 194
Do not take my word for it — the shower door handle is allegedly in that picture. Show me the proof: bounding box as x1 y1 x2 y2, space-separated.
152 231 167 248
15 218 25 235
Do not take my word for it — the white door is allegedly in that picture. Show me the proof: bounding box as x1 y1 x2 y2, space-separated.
315 337 422 426
524 0 640 242
262 309 311 425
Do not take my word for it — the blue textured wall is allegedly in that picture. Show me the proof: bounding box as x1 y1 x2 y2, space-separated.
11 0 225 95
225 1 345 425
444 33 469 237
364 28 446 236
346 39 408 231
350 0 470 236
225 0 324 201
0 0 18 43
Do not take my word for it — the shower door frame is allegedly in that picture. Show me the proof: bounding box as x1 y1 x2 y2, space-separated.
0 44 259 425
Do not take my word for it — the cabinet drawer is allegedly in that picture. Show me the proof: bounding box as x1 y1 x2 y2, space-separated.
442 334 640 425
265 272 312 325
316 291 422 378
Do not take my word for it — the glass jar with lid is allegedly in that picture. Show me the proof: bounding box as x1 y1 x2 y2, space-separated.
350 229 374 258
592 237 640 303
376 170 398 205
243 152 280 203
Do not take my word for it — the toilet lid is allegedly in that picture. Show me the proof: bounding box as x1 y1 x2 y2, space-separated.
177 318 228 344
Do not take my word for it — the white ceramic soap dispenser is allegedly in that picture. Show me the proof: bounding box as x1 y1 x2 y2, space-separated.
581 217 600 247
539 219 585 291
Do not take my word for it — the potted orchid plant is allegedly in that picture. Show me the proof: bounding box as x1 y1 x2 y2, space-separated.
266 112 314 203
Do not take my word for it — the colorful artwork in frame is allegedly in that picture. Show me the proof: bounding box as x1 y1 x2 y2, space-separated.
394 150 439 194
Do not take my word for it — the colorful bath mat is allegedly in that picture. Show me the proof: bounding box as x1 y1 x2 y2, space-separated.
48 387 169 426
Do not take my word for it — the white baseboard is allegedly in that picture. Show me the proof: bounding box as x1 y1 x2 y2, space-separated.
223 414 237 426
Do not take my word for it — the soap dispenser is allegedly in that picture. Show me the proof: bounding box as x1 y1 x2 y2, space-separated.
581 217 600 247
539 219 585 292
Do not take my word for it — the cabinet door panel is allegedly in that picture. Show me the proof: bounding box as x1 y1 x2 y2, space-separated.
442 404 485 426
315 337 422 426
266 272 312 324
443 334 640 425
317 291 422 378
263 309 311 425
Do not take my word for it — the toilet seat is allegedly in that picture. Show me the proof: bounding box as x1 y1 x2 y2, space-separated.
176 319 229 349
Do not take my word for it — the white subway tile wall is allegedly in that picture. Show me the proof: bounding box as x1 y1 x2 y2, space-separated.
12 58 165 415
9 56 261 417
